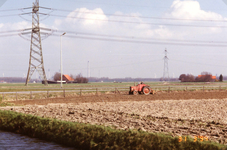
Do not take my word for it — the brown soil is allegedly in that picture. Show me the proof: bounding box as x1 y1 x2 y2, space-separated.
7 90 227 105
1 90 227 145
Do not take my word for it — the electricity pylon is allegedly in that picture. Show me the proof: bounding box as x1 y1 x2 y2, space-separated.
25 0 48 86
163 49 169 81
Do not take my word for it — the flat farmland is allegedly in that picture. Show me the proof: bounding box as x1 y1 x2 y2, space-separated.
1 81 227 92
1 90 227 145
1 81 227 101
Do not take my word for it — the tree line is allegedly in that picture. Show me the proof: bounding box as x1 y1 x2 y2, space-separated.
0 77 38 83
179 72 223 82
53 73 88 83
88 77 179 82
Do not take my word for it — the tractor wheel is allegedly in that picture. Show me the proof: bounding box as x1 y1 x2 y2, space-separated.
133 90 138 95
143 86 151 95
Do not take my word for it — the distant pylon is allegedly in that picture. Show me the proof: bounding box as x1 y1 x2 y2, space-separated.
163 49 169 81
25 0 48 86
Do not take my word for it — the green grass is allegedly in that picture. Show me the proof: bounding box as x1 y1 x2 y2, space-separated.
0 81 227 101
0 96 14 107
0 82 135 92
0 102 14 107
0 110 226 150
1 81 227 92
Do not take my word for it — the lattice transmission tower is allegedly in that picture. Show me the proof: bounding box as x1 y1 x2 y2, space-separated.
25 0 48 86
163 49 169 81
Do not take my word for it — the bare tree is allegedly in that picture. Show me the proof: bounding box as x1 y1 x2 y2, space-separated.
54 72 61 81
195 72 212 82
74 73 88 83
70 74 74 80
179 74 186 81
201 72 211 75
179 74 195 82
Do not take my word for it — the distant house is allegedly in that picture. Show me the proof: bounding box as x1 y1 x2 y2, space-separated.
198 75 216 80
42 74 76 84
197 75 216 82
63 74 74 82
212 76 216 80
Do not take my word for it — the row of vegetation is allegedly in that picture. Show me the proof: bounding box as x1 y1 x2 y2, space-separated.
0 110 226 150
54 73 88 83
0 97 14 107
179 72 223 82
0 77 39 83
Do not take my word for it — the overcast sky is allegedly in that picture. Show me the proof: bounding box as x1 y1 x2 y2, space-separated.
1 0 227 79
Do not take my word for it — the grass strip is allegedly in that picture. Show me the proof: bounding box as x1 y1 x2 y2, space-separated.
0 110 226 150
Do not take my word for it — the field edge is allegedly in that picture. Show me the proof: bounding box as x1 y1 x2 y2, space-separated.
0 110 226 150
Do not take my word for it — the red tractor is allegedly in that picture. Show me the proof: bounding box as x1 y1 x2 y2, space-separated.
129 82 154 95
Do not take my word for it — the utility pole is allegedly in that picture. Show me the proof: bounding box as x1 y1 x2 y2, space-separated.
163 49 169 81
25 0 48 86
60 32 66 88
87 61 90 78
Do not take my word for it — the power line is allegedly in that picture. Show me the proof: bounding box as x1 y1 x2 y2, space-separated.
62 54 161 67
66 0 227 11
0 14 21 17
3 6 227 23
0 28 54 39
0 33 20 37
2 8 227 29
0 12 32 18
44 13 227 29
56 30 227 44
2 29 227 45
63 59 162 71
49 8 227 23
55 0 171 9
0 29 22 38
2 57 227 72
0 59 162 72
0 30 22 33
1 29 227 47
171 59 227 68
51 34 227 47
0 7 32 12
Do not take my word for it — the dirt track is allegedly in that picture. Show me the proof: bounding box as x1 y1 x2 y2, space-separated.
7 90 227 105
2 91 227 145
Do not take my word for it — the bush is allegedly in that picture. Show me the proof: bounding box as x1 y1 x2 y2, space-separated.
74 73 88 83
179 72 215 82
219 74 223 82
195 72 212 82
179 74 195 82
0 110 226 150
53 72 61 81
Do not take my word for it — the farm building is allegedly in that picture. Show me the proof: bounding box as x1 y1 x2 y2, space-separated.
42 74 75 84
197 75 216 82
62 74 74 82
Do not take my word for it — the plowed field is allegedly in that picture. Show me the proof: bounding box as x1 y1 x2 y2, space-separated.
2 91 227 145
6 90 227 105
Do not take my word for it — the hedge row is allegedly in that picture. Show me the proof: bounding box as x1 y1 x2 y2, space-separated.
0 110 226 150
